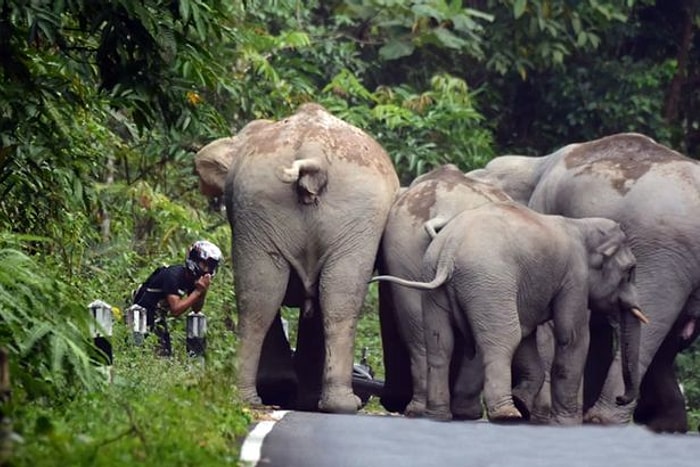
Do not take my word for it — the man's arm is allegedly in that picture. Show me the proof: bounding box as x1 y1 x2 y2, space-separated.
166 274 211 317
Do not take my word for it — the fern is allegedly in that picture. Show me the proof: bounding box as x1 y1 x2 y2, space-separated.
0 239 104 406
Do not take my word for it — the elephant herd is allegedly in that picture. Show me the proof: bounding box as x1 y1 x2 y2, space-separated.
194 103 700 433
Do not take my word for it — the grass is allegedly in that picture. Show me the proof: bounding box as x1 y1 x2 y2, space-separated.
12 323 252 467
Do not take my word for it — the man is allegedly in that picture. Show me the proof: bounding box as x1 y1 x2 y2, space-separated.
131 240 222 356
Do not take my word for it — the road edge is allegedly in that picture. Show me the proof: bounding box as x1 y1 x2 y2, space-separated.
239 410 290 465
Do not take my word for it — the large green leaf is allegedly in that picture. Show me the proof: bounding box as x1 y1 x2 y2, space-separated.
379 39 415 60
513 0 528 19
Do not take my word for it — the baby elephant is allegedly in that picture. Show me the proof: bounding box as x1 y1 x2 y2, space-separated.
372 202 648 424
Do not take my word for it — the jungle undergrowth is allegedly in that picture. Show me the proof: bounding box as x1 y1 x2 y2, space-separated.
12 323 252 466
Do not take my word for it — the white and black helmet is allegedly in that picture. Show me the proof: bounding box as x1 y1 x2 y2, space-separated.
186 240 222 277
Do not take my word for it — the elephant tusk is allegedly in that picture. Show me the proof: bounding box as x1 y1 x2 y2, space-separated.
630 306 650 324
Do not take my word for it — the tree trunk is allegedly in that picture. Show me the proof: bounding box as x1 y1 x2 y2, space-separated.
663 0 695 123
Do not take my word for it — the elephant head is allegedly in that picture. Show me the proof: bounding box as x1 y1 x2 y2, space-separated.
583 219 648 406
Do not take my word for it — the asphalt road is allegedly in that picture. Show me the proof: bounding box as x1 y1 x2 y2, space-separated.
240 410 698 467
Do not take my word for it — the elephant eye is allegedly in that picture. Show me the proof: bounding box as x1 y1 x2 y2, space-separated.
627 266 636 283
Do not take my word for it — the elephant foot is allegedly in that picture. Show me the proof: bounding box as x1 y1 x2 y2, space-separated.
551 412 582 426
238 386 264 408
318 388 361 414
487 404 522 423
645 419 689 434
425 406 453 422
451 398 483 421
642 414 689 434
583 402 632 425
404 399 426 418
529 408 551 425
634 399 689 433
511 393 532 421
512 381 542 421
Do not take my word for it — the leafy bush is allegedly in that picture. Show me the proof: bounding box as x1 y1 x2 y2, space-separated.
0 236 106 405
13 324 250 466
319 70 494 183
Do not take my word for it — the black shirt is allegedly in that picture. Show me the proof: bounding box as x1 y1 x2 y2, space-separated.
134 265 197 313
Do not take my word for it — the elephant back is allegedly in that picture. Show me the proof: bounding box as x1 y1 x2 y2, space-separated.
531 133 700 227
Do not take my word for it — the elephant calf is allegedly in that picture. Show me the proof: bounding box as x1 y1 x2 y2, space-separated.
378 164 511 418
372 201 648 424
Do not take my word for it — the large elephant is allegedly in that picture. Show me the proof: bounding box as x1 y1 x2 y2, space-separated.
195 103 400 414
372 201 647 424
378 164 511 417
468 132 700 431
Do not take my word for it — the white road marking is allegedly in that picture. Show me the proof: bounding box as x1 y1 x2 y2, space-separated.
240 410 290 465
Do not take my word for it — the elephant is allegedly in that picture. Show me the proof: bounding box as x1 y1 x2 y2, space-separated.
194 103 400 414
468 132 700 432
632 313 700 432
377 164 511 418
371 201 647 424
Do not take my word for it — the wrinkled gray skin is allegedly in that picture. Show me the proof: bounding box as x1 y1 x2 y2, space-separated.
372 202 644 424
195 103 399 414
468 133 700 431
378 164 511 417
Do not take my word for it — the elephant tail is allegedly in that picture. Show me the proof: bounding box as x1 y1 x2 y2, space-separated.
276 156 329 205
369 268 450 290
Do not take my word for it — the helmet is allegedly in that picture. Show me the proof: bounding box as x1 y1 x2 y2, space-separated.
186 240 222 277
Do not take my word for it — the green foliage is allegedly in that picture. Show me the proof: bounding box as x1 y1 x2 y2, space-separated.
0 235 105 405
320 70 493 182
481 0 634 78
531 57 676 152
13 325 250 466
337 0 494 61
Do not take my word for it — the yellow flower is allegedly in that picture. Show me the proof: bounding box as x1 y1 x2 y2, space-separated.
112 306 123 322
186 90 202 105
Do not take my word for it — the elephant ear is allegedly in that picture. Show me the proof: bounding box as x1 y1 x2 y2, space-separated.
194 137 237 198
589 222 626 269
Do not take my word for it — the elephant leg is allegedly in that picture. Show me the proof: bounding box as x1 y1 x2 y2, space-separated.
234 249 290 406
395 287 430 417
256 312 298 408
316 254 374 414
466 296 522 422
582 315 615 413
584 284 688 426
293 305 325 411
633 315 693 433
550 293 590 425
423 290 455 421
511 331 545 421
531 321 555 424
449 337 484 421
378 280 413 414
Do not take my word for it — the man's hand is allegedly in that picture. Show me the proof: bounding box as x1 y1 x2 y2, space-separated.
195 273 212 292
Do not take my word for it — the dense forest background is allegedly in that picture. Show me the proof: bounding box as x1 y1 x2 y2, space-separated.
1 0 699 463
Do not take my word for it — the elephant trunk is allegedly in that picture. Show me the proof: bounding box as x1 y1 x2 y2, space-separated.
616 304 645 405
